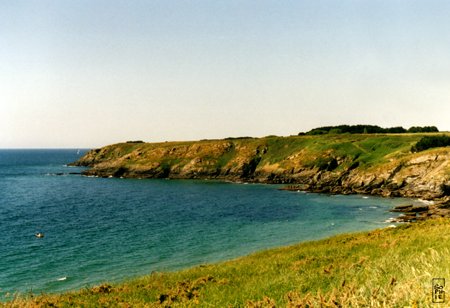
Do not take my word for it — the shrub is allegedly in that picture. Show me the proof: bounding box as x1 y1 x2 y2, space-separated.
385 126 407 133
304 125 400 135
411 135 450 152
302 125 438 136
225 136 254 140
408 126 439 133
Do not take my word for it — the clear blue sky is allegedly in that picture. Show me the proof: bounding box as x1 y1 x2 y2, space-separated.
2 0 450 148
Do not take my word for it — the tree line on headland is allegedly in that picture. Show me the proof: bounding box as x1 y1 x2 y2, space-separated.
126 124 449 153
297 125 450 152
299 125 439 136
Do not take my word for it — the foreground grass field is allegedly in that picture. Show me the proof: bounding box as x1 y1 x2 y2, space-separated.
6 218 450 307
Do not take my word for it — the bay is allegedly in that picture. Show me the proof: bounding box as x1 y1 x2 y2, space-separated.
0 150 404 297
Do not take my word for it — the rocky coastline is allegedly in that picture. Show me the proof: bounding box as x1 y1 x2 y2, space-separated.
279 185 450 222
71 135 450 221
387 199 450 222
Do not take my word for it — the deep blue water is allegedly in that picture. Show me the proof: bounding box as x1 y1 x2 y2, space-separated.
0 149 405 298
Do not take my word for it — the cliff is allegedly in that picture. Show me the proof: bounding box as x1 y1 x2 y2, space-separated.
72 134 450 200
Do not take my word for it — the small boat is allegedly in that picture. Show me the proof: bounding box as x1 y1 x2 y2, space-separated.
35 232 44 238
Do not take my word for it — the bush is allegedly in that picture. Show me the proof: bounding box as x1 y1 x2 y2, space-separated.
411 135 450 152
408 126 439 133
225 136 254 140
302 125 438 136
304 125 400 135
386 126 407 133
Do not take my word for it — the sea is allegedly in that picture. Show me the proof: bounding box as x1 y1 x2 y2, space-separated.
0 149 407 298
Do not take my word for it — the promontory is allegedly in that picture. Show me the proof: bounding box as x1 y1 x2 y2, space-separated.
72 132 450 201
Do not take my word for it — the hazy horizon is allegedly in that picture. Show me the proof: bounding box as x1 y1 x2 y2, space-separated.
2 1 450 148
0 125 449 150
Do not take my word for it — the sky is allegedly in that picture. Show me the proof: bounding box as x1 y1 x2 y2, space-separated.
1 0 450 148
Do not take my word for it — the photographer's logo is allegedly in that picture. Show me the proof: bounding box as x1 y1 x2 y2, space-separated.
432 278 445 303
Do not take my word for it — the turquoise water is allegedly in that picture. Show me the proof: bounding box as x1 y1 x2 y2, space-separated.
0 150 405 298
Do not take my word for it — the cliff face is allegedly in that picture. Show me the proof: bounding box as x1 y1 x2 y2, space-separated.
72 135 450 200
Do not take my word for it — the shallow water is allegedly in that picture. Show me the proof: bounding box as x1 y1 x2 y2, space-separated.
0 149 404 297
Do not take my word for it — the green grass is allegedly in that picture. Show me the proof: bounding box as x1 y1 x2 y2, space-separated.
264 134 420 165
215 145 236 170
7 219 450 307
80 133 450 179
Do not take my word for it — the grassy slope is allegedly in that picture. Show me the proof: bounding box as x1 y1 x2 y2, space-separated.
261 134 419 169
82 133 431 174
8 218 450 307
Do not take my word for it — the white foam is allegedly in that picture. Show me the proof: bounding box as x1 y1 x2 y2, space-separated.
417 199 434 205
363 196 369 199
57 276 67 281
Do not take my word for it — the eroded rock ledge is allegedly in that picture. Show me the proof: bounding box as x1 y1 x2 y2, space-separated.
387 198 450 222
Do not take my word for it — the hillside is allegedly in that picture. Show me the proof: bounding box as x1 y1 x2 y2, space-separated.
9 218 450 306
73 134 450 200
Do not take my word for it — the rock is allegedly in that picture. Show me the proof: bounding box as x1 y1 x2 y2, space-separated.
390 204 413 212
410 205 429 212
394 215 417 222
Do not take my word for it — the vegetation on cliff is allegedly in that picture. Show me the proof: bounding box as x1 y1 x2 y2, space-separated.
301 125 439 135
9 218 450 307
412 135 450 152
72 133 450 200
